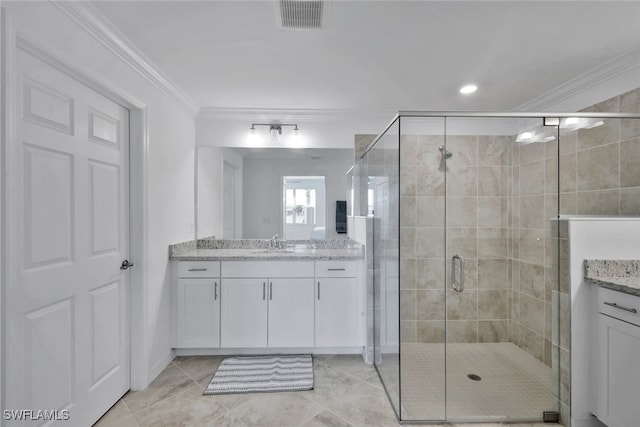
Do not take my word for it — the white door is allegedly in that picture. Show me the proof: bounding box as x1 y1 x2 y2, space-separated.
222 163 236 239
220 279 268 347
6 49 130 426
268 279 314 347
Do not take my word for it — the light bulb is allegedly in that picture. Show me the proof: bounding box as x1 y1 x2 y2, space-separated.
247 127 259 143
269 127 280 143
459 84 478 95
519 131 533 141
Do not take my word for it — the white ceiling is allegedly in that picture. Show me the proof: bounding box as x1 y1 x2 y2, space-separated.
90 0 640 147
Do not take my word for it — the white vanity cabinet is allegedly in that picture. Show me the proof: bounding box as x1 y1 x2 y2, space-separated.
175 261 221 348
220 261 315 348
315 261 359 347
596 287 640 427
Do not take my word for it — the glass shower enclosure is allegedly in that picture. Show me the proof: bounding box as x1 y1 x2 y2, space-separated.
359 112 640 424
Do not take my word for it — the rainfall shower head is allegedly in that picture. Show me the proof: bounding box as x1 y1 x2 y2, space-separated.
439 145 453 159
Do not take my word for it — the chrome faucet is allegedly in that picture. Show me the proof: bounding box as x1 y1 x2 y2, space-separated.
270 233 283 250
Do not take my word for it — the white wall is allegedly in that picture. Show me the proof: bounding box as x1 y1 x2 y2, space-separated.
243 150 353 239
2 2 196 388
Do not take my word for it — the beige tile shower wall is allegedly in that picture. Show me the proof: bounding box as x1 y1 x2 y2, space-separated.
511 137 555 368
402 134 512 344
567 87 640 216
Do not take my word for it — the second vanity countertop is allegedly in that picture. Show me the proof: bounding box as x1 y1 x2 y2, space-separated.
584 260 640 297
169 239 364 261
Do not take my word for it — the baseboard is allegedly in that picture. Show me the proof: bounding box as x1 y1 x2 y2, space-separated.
174 346 364 357
147 350 175 385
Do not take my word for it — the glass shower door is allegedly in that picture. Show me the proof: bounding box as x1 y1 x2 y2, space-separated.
397 117 447 421
443 117 558 422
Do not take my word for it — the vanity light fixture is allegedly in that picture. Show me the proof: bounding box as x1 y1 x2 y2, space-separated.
248 123 300 143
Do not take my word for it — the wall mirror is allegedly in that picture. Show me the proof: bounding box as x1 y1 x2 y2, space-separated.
195 147 353 240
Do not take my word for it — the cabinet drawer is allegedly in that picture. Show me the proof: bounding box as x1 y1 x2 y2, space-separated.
177 261 220 278
315 261 356 277
222 261 314 278
598 286 640 326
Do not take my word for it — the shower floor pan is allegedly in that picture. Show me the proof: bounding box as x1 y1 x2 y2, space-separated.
389 342 554 421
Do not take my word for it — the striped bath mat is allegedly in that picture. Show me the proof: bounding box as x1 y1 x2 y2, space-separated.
203 355 314 395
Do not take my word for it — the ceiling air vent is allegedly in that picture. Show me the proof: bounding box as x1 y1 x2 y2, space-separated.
278 0 327 30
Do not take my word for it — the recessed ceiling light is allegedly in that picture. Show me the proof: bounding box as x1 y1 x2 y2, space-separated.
459 84 478 95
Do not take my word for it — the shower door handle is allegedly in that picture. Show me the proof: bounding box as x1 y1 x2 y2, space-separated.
452 255 464 292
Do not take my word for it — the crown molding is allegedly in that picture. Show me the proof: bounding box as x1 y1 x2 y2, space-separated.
197 107 396 122
515 45 640 112
51 0 200 117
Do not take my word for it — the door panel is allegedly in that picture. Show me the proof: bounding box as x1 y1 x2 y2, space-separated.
24 299 74 412
315 278 358 347
23 144 74 268
221 278 268 347
22 76 74 134
7 48 130 426
177 279 220 348
268 279 314 347
90 281 122 386
89 160 120 255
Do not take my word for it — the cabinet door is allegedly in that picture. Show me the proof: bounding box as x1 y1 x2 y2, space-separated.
268 279 314 347
176 279 220 348
315 278 358 347
599 314 640 427
221 278 268 347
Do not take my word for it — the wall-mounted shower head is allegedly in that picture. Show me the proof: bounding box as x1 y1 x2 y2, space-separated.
439 145 453 159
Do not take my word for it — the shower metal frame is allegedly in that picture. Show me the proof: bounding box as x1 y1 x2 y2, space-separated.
363 111 640 425
360 111 640 160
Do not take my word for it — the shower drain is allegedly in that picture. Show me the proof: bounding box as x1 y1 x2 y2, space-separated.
467 373 482 381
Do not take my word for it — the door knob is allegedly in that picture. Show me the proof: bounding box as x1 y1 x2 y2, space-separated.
120 259 134 270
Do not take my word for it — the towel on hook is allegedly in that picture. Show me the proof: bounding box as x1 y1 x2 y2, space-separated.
336 200 347 234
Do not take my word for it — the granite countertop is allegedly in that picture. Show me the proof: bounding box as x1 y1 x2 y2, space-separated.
169 238 364 261
584 259 640 297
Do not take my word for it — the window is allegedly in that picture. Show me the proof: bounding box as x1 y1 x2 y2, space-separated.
285 188 316 225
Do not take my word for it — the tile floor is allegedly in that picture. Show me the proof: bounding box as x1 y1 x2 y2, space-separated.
94 354 561 427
